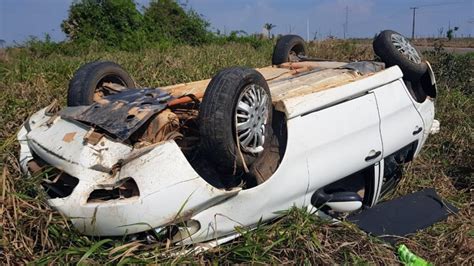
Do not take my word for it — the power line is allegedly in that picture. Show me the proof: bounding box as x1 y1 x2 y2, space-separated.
304 18 312 41
416 1 465 8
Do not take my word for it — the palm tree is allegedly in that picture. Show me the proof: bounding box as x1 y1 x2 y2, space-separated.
446 26 459 40
263 23 276 39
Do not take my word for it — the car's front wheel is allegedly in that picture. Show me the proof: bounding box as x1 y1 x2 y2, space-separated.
199 67 273 176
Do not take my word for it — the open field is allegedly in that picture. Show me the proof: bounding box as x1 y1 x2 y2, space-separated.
344 38 474 55
417 46 474 55
1 41 473 264
345 37 474 48
412 38 474 48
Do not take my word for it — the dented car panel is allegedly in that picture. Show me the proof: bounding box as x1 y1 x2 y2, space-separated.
27 116 132 182
18 110 240 236
52 142 240 236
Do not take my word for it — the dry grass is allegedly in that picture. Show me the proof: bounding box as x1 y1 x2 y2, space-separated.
307 39 373 61
0 41 472 264
413 38 474 48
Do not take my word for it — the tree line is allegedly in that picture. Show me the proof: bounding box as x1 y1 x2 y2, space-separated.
60 0 212 49
57 0 274 51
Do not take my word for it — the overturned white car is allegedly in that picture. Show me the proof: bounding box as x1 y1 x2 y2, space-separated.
18 30 439 245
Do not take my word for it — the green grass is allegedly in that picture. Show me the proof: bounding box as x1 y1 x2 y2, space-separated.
1 41 472 264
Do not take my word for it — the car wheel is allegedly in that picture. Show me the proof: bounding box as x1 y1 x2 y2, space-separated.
199 67 273 175
67 61 136 106
373 30 427 81
272 35 307 65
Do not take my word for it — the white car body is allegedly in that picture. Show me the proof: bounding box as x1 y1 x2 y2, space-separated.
18 61 438 245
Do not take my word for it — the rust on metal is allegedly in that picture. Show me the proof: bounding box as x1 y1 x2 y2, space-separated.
159 63 350 104
167 92 205 106
62 132 77 143
140 109 180 144
93 82 127 102
102 82 127 92
93 90 105 102
84 130 104 146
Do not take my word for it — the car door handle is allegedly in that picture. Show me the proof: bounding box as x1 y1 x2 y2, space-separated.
365 151 381 161
412 127 423 135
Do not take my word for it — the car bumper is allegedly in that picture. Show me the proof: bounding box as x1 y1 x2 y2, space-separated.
18 106 239 236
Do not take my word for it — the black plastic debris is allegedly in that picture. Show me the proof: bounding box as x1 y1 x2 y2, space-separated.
348 188 458 243
60 88 172 141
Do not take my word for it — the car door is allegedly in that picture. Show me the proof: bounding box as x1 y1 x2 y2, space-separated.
291 92 383 192
373 79 425 158
369 79 425 203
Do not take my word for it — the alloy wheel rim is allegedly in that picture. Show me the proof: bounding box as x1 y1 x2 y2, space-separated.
391 33 422 64
235 84 269 153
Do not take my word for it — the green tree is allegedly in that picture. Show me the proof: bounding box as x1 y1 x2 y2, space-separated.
143 0 211 45
263 23 276 38
61 0 145 49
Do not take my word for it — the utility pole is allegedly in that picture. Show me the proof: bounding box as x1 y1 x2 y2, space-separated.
307 18 310 42
343 5 349 39
409 3 464 39
410 7 419 39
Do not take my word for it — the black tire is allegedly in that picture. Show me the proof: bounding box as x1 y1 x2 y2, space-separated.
199 67 273 175
67 61 135 106
272 35 307 65
373 30 427 81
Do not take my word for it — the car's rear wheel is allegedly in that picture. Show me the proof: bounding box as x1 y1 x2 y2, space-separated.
373 30 427 81
67 61 135 106
272 35 307 65
199 67 273 176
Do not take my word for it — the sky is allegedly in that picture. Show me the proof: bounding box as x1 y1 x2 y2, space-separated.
0 0 473 45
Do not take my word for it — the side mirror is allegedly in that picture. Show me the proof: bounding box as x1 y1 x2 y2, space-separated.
311 189 363 213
